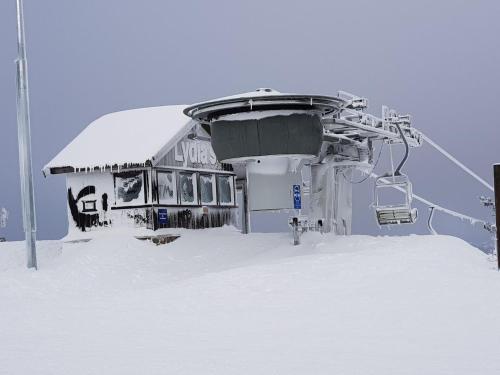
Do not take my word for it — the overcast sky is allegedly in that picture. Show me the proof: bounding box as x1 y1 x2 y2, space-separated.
1 0 499 247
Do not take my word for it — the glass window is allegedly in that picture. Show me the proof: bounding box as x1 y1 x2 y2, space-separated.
217 175 234 205
179 172 198 205
157 171 177 204
115 171 144 204
200 174 217 205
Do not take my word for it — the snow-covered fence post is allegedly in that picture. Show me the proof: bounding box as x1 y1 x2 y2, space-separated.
494 164 500 270
0 208 8 229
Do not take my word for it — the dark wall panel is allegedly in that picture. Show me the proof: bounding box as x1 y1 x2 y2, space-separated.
211 113 323 161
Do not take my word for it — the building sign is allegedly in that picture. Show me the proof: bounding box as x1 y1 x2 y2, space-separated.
293 184 301 209
158 208 168 225
174 140 217 168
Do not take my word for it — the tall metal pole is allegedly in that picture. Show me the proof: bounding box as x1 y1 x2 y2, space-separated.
494 164 500 271
15 0 37 269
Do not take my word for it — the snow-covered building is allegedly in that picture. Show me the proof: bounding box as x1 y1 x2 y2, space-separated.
44 105 237 235
45 89 422 242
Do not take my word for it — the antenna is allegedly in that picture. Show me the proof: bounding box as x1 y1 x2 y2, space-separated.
15 0 37 269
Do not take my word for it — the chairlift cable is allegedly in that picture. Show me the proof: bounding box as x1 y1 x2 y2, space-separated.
419 132 493 192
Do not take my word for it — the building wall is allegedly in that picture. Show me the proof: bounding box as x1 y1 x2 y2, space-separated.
155 125 232 172
66 172 114 233
64 127 237 235
150 126 237 230
66 170 153 234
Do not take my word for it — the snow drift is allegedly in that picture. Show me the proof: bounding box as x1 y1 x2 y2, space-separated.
1 228 499 374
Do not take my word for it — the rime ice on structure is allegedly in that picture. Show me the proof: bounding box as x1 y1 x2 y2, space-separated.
43 89 425 241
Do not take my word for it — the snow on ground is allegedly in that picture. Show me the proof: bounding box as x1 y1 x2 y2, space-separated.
1 227 499 374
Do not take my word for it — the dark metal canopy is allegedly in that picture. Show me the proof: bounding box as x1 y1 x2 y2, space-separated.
184 89 346 123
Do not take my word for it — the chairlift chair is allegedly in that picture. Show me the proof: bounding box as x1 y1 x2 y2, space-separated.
374 174 418 225
373 120 418 226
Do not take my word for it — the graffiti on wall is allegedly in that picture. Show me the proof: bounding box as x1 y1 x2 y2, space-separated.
68 186 110 231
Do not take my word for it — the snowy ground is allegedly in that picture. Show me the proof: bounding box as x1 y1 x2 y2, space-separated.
1 227 499 374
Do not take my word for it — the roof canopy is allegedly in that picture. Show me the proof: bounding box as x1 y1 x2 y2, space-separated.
44 105 192 175
184 88 346 123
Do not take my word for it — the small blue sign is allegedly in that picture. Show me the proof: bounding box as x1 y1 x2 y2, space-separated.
158 208 168 225
293 184 301 209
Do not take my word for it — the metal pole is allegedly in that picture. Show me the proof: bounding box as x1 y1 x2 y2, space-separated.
15 0 37 269
244 166 251 234
427 206 437 235
494 164 500 270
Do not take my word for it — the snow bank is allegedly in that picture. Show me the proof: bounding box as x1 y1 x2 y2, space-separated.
1 229 499 374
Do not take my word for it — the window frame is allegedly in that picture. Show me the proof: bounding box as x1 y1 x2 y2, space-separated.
113 171 146 205
199 173 217 206
217 174 235 206
157 170 178 205
178 171 199 206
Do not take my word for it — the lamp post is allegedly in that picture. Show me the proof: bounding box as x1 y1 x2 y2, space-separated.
15 0 37 269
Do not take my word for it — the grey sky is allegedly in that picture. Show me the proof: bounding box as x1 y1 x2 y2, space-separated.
1 0 499 246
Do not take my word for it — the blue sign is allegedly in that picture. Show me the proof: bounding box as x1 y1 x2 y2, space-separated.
158 208 168 225
293 184 301 209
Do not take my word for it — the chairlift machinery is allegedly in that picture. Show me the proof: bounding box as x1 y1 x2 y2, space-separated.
185 89 424 243
333 93 421 227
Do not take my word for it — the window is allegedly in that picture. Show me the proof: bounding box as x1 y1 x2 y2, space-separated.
115 171 144 204
200 174 217 205
157 171 177 204
82 200 97 212
179 172 198 205
217 175 234 206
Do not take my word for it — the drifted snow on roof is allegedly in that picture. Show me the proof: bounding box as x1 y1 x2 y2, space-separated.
194 88 285 103
43 105 193 175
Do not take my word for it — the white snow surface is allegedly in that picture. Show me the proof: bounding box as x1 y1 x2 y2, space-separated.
196 88 286 103
43 105 192 173
1 228 499 374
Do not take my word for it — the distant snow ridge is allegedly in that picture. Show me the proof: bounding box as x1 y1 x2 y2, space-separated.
1 228 499 375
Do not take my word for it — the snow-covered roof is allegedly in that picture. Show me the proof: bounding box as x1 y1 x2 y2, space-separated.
203 88 286 102
44 105 193 175
184 88 345 122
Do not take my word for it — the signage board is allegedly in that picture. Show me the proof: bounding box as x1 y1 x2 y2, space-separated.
158 208 168 225
293 184 302 209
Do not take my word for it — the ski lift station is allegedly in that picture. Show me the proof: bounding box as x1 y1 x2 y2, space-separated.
45 88 490 244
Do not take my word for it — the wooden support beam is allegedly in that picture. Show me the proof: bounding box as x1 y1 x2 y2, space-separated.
494 164 500 270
